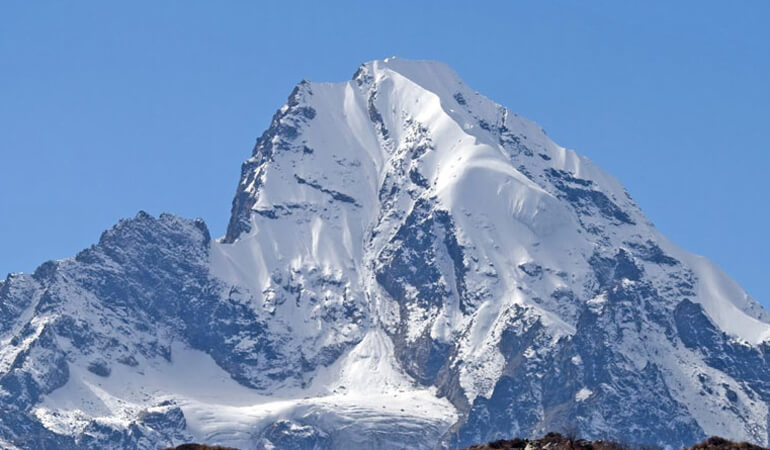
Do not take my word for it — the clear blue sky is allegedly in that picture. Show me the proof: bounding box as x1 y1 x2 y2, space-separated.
2 1 768 307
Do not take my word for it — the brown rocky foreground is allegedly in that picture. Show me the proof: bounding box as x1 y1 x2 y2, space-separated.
162 445 239 450
162 433 769 450
464 433 768 450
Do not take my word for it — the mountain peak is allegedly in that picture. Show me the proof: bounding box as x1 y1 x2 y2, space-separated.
3 59 770 449
222 60 769 344
354 57 462 87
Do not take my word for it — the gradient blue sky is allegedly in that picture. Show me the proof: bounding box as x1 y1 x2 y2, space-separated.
2 1 768 307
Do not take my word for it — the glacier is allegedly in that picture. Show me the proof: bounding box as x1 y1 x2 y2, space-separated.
2 58 770 449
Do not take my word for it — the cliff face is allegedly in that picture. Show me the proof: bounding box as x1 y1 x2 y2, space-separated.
2 59 770 449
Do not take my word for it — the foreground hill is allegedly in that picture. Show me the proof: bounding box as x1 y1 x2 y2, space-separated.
465 433 768 450
164 434 768 450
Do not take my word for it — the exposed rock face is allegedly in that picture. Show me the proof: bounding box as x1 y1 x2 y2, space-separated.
2 59 770 449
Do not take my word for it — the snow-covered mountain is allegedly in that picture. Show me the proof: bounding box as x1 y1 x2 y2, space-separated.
2 58 770 449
